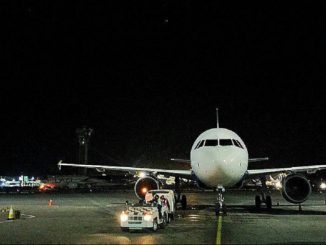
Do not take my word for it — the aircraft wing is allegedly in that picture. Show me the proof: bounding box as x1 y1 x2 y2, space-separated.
246 164 326 178
170 158 191 164
58 161 192 177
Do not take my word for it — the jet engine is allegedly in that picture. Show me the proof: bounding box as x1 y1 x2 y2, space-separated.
134 176 160 199
281 174 312 204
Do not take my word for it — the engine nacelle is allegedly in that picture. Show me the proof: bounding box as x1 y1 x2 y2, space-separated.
281 174 312 204
134 176 160 199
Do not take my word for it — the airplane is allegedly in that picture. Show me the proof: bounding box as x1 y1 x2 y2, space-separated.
58 109 326 214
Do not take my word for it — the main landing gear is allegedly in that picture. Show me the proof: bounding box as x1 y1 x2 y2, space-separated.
175 176 187 210
255 177 272 210
215 185 227 215
255 194 272 209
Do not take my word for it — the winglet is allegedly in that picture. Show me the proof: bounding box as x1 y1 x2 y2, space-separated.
58 160 62 170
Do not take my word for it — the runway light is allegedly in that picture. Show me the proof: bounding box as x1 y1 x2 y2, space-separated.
320 182 326 190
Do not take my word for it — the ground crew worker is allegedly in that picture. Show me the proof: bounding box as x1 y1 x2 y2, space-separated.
160 195 170 211
152 194 162 219
149 194 158 205
160 195 166 206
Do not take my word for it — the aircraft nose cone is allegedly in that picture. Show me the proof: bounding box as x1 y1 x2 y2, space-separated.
212 151 245 186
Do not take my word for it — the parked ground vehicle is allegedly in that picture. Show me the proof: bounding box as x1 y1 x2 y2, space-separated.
120 203 169 231
120 189 176 232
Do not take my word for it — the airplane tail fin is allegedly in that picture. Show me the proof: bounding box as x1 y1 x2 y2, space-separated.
216 108 219 128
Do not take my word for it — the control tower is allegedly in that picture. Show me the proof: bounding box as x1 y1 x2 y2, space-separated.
76 127 93 175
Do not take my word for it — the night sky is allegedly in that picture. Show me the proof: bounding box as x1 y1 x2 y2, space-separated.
1 2 326 176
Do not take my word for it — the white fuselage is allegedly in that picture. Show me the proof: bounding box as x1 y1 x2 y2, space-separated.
190 128 249 188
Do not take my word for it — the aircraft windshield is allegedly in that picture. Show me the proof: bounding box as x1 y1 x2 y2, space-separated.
195 140 205 149
233 139 244 148
195 138 243 149
205 139 218 146
219 139 233 146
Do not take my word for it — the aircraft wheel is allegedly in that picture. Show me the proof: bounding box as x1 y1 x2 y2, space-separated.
181 195 187 210
222 204 227 215
255 195 261 209
215 203 220 216
266 195 272 209
175 193 181 202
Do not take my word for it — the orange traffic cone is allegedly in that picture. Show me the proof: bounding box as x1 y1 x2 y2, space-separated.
48 199 53 207
8 206 14 220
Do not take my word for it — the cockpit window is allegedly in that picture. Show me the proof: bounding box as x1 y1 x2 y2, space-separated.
195 141 202 149
235 139 244 149
233 139 241 148
219 139 233 146
196 140 205 149
205 139 218 146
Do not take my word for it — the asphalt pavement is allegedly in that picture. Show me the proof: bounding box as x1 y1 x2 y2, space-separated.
1 190 326 244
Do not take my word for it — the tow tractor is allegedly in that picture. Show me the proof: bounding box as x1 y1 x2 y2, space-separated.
120 189 175 232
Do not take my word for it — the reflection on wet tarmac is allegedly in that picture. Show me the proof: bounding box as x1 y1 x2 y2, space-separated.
187 214 201 222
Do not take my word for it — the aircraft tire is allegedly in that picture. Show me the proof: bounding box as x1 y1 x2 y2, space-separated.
181 195 187 210
222 204 227 215
255 195 261 209
215 203 220 216
266 195 272 209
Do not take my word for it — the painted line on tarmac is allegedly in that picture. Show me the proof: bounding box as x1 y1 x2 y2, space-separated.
21 214 36 219
216 214 223 245
0 220 13 224
89 199 103 207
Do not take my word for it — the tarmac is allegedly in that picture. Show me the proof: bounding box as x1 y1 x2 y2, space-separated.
1 189 326 244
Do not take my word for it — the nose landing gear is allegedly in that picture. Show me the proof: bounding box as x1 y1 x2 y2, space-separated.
175 176 188 210
215 185 227 215
255 177 272 210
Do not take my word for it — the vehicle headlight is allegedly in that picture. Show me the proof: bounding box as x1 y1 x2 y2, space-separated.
144 214 152 221
120 213 128 222
320 182 326 190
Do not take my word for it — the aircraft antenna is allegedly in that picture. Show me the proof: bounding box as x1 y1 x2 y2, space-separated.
216 108 219 128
